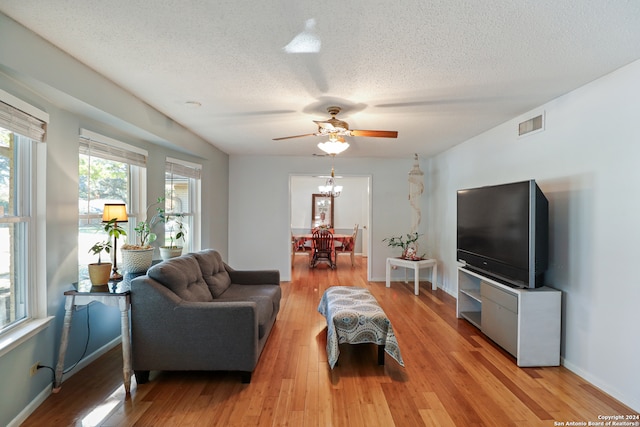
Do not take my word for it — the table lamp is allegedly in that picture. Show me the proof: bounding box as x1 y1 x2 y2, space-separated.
102 203 128 281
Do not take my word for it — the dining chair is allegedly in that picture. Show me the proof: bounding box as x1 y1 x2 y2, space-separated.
311 229 335 268
292 231 312 266
335 224 358 267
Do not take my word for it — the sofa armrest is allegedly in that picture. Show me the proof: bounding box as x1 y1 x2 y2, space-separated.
226 267 280 286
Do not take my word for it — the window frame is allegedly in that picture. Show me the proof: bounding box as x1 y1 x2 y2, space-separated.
165 157 201 253
78 130 148 274
0 89 52 357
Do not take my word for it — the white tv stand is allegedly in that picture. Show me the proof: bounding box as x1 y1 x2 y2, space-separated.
457 266 561 367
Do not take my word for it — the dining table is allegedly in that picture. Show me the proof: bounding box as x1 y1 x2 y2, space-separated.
293 233 353 252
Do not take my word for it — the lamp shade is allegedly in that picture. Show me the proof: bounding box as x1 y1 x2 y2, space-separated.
102 203 128 223
317 140 349 155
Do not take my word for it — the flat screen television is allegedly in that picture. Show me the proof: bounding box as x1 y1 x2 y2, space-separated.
457 180 549 288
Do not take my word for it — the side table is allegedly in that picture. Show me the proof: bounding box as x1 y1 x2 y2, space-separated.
386 257 437 295
53 289 132 393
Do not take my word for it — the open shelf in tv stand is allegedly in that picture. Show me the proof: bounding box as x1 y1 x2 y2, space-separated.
456 266 561 367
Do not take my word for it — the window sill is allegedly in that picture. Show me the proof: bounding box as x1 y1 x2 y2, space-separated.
0 317 55 358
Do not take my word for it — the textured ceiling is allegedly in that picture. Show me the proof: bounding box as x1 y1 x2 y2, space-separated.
2 1 640 158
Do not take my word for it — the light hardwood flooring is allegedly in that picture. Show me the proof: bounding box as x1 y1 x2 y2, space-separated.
23 254 635 426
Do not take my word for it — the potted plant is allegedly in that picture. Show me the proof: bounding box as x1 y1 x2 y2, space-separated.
159 213 187 260
120 197 164 274
87 240 112 286
88 217 127 284
383 232 423 260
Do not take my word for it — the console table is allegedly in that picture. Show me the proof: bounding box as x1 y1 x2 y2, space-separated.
385 257 437 295
53 286 132 393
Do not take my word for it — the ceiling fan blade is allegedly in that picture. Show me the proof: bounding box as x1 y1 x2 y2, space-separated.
350 129 398 138
272 133 316 141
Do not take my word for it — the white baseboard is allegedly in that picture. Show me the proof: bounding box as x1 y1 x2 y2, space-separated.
561 357 640 412
7 336 122 427
7 383 52 427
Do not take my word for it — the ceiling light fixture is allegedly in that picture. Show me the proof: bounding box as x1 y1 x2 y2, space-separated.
319 166 343 198
317 134 349 155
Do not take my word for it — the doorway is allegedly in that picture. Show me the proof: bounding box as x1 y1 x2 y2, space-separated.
289 174 371 277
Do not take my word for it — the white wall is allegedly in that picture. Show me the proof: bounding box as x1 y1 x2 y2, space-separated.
229 156 425 281
425 59 640 411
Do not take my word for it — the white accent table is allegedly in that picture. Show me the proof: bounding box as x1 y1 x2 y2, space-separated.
386 257 437 295
54 288 132 393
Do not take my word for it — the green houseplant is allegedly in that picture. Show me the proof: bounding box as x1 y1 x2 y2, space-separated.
383 232 423 260
120 197 164 274
159 213 187 260
87 217 127 285
87 240 112 286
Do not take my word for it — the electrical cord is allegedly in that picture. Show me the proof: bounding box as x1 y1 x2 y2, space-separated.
38 303 93 386
37 364 55 383
62 303 92 375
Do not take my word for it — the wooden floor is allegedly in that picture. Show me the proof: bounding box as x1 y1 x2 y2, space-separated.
23 254 634 426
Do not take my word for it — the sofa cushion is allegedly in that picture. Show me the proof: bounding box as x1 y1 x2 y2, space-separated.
217 284 281 338
147 255 213 302
193 249 232 298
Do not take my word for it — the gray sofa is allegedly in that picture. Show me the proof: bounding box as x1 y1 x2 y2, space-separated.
130 249 281 383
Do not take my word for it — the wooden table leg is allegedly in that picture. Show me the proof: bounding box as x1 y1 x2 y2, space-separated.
53 295 74 393
431 263 438 290
385 259 391 288
119 296 132 393
378 345 385 365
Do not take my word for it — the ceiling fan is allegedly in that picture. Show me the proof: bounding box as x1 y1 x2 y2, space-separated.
272 106 399 141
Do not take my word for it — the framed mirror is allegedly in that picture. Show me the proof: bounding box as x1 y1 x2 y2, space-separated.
311 194 334 229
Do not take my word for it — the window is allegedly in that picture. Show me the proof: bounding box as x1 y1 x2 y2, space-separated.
78 130 147 278
165 158 201 252
0 94 48 339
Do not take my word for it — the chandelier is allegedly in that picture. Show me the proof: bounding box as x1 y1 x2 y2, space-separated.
318 166 343 197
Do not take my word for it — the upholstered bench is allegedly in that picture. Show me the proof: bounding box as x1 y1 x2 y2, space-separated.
317 286 404 369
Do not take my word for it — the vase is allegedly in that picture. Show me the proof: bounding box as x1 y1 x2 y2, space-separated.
88 262 112 286
402 244 418 260
121 247 154 274
159 246 183 260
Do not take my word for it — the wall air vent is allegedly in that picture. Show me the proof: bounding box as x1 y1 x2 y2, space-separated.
518 113 544 137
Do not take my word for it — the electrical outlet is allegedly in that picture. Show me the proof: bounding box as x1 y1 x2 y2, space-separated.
29 362 40 377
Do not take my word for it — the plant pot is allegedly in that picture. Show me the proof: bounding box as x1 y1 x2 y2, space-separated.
88 262 112 286
159 246 183 260
121 247 154 274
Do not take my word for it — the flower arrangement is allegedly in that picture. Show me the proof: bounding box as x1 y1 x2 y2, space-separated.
383 232 423 260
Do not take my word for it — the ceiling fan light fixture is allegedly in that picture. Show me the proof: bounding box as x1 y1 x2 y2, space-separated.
317 140 349 155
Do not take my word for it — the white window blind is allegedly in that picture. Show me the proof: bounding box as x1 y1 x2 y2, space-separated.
166 158 201 179
0 101 47 142
79 136 146 167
